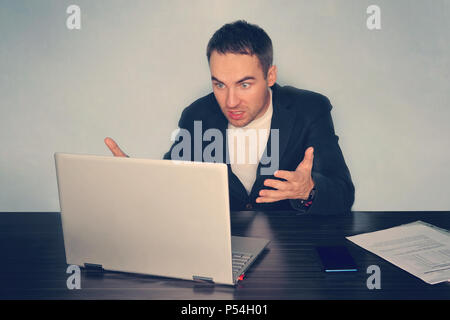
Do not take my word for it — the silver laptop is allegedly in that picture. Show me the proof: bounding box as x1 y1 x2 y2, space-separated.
54 153 269 285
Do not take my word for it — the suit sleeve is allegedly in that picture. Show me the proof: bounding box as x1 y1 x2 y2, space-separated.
290 98 355 215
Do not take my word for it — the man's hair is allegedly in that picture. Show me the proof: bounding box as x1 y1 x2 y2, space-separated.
206 20 273 78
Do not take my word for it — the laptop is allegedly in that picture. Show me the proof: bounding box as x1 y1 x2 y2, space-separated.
54 153 270 285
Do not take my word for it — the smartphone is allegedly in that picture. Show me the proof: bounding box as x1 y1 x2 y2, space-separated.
316 246 358 272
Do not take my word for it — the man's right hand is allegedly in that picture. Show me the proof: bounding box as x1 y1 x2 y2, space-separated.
104 137 129 157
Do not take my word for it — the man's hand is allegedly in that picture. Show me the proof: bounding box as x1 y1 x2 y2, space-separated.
256 147 315 203
104 137 129 157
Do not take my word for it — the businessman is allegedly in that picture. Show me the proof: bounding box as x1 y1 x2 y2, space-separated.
105 20 354 214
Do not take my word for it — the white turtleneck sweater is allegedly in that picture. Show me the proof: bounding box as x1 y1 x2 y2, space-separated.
227 88 273 194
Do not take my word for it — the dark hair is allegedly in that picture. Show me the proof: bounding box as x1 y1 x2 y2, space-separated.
206 20 273 78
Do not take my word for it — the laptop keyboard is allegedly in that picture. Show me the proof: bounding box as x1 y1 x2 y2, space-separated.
232 252 253 279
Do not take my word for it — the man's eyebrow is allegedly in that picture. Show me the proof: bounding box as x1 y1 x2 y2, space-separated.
211 76 256 84
236 76 256 83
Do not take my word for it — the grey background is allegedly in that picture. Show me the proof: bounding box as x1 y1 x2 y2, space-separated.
1 0 449 212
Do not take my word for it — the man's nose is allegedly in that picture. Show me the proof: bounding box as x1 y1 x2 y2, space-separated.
226 89 240 108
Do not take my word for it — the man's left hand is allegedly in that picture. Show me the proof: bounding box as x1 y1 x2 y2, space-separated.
256 147 315 203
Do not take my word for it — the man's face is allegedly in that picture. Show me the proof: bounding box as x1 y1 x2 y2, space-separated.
209 51 277 127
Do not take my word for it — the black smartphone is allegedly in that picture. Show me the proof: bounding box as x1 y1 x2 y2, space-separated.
316 246 357 272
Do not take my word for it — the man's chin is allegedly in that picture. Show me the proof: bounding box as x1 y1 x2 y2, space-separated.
228 118 250 127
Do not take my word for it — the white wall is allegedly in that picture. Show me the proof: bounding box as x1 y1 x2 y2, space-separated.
1 0 449 211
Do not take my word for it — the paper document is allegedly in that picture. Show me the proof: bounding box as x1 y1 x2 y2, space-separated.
346 221 450 284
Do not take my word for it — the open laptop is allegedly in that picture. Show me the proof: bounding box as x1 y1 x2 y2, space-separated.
54 153 269 285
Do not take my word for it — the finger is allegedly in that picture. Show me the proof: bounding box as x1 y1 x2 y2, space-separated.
258 188 290 201
255 196 280 203
263 178 291 191
274 170 295 181
104 137 124 156
296 147 314 171
104 137 128 157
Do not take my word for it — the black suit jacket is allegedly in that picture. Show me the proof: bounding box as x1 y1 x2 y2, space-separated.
164 83 355 215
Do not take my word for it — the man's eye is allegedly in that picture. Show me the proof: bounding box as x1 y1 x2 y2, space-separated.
241 83 250 89
215 83 225 89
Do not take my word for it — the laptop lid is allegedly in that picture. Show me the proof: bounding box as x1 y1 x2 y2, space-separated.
55 153 235 285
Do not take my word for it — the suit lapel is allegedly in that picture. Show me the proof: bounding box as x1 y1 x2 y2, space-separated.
209 98 249 203
269 83 295 166
250 83 296 198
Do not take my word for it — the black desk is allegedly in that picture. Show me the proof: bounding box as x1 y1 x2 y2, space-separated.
1 211 449 300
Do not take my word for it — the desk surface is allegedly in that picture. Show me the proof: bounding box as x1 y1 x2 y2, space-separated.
0 211 449 300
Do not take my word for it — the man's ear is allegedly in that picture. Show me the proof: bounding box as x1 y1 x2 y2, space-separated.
267 65 277 87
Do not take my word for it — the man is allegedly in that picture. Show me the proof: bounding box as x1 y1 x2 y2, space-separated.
105 20 354 215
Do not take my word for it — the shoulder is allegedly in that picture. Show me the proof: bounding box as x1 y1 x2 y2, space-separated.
275 84 332 114
179 92 220 121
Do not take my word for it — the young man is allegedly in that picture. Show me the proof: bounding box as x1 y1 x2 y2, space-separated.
105 20 354 215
